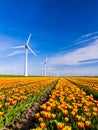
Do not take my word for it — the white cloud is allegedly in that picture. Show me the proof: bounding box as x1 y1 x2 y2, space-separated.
60 32 98 51
0 34 24 57
49 39 98 65
80 31 98 39
74 36 98 45
7 50 25 57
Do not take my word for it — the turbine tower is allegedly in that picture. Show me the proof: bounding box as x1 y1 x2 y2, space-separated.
13 33 37 76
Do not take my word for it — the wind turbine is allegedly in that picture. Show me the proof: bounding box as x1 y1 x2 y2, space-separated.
43 58 54 76
52 67 56 76
13 33 37 76
50 66 54 77
43 58 48 76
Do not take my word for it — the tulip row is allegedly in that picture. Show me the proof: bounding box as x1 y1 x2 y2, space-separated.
0 77 58 129
67 77 98 99
31 78 98 130
67 77 98 92
0 77 50 91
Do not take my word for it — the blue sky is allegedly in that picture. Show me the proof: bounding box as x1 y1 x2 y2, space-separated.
0 0 98 76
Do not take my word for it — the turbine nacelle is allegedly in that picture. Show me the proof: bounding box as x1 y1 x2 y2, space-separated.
25 45 28 48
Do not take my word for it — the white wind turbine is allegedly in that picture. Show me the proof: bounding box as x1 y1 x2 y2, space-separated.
13 33 37 76
43 58 48 76
46 62 53 77
50 66 54 77
43 58 53 76
51 67 56 76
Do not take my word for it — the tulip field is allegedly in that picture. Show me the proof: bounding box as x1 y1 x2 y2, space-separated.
0 76 98 130
0 77 58 129
31 77 98 130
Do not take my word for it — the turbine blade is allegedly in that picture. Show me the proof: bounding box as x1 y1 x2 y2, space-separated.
28 46 37 56
45 57 48 62
26 33 32 46
12 45 25 49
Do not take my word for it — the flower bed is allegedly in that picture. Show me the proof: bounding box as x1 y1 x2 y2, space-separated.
31 78 98 130
0 77 58 129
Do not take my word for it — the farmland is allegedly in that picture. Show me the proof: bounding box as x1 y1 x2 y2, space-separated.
30 77 98 130
0 76 58 129
0 76 98 130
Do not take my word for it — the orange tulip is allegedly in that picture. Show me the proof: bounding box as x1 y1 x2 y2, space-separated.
65 117 69 122
51 114 56 119
35 113 40 118
57 122 65 129
0 112 3 117
40 122 46 129
77 122 84 129
85 121 91 128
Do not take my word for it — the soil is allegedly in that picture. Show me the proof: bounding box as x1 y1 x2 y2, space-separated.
2 81 58 130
